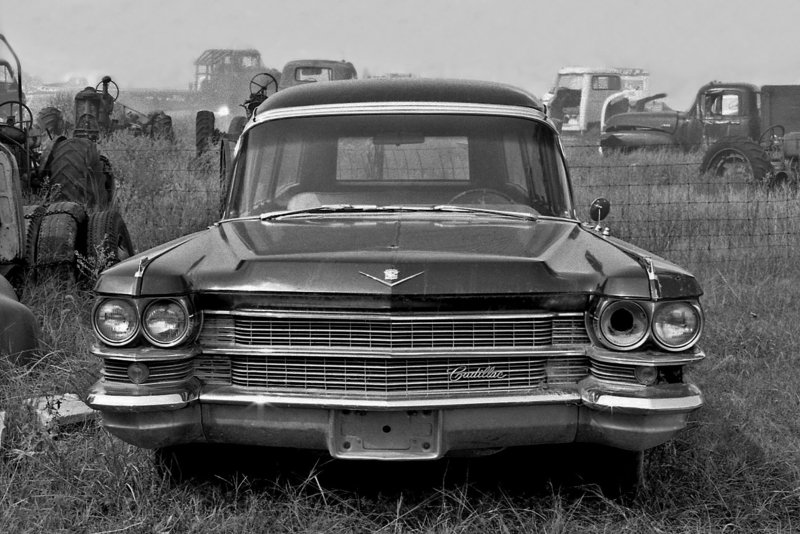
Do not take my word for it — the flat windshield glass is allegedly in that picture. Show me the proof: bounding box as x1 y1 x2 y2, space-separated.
227 114 571 219
556 74 583 90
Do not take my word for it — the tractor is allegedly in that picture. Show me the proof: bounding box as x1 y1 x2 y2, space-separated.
0 34 134 284
194 72 280 215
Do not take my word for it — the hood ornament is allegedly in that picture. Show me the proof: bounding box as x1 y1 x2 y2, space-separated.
359 268 424 288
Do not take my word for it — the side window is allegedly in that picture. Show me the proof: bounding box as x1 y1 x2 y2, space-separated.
720 93 740 116
704 92 741 116
591 75 621 91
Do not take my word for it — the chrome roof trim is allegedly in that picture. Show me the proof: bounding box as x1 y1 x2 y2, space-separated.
247 102 548 131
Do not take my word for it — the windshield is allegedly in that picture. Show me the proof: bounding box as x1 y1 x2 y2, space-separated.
226 114 572 219
556 74 583 90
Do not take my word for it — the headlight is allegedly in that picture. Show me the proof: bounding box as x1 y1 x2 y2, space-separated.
142 299 190 347
94 298 139 346
652 301 702 351
595 300 648 350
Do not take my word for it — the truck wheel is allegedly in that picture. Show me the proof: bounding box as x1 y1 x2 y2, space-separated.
700 136 771 183
87 210 135 269
46 137 113 209
195 110 215 157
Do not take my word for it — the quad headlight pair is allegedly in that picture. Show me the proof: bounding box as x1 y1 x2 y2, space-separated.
591 299 703 352
93 297 198 348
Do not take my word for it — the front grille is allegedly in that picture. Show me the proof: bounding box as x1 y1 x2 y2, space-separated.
200 311 590 350
590 360 637 384
227 354 590 396
195 309 592 397
103 359 193 384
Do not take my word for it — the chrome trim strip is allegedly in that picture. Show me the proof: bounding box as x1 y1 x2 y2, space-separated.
200 346 588 358
643 257 661 300
203 309 584 321
127 237 195 297
91 343 200 362
250 102 547 128
582 391 703 413
200 388 581 409
588 346 705 366
87 390 197 411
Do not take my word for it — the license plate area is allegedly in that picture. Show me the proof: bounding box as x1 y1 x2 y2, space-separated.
331 410 441 459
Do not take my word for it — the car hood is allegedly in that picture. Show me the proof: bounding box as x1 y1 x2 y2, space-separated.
96 216 701 299
604 110 685 134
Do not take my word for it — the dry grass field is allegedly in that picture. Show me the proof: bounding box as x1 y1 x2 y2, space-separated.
1 118 799 533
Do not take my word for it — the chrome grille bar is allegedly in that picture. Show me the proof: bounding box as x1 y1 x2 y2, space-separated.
200 310 588 350
229 354 548 395
103 359 193 384
590 360 637 384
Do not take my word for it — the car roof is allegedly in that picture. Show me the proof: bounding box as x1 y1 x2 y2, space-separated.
257 78 544 114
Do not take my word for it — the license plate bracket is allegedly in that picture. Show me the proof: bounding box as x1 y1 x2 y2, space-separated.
331 410 441 459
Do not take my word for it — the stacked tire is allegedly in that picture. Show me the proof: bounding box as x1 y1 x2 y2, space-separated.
24 201 134 280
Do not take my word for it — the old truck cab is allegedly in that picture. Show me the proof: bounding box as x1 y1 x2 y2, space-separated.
542 67 650 134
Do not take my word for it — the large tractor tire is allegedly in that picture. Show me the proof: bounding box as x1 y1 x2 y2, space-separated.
86 209 135 270
700 136 771 183
46 137 114 209
227 116 247 140
149 111 175 141
27 201 87 280
196 110 216 157
36 106 66 137
22 205 46 265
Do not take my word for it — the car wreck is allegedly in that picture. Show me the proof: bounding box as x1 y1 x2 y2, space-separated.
0 274 37 364
87 78 705 488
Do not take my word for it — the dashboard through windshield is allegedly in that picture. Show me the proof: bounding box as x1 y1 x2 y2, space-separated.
226 113 572 219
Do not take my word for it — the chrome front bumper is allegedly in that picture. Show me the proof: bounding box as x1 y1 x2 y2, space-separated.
87 377 703 457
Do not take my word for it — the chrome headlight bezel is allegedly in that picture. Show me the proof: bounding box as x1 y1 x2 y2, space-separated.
592 299 650 351
651 300 704 352
92 295 200 348
93 298 140 346
141 297 197 348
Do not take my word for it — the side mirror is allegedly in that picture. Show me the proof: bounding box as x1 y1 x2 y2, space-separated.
589 197 610 227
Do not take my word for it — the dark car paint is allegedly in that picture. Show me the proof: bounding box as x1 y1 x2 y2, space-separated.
95 215 699 300
0 274 38 363
259 77 545 114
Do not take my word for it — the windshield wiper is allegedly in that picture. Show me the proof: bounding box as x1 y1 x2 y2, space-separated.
430 205 538 221
261 204 388 220
260 204 538 221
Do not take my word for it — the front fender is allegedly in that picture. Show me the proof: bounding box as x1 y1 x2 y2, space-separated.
600 130 681 153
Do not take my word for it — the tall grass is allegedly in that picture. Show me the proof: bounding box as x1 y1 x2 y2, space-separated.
1 119 799 532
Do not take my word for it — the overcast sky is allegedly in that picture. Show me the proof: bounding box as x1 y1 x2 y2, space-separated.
2 0 800 108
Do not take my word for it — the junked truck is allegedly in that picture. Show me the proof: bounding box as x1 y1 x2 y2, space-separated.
542 67 650 134
600 81 800 185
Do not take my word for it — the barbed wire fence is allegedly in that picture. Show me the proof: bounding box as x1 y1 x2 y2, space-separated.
90 135 800 280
